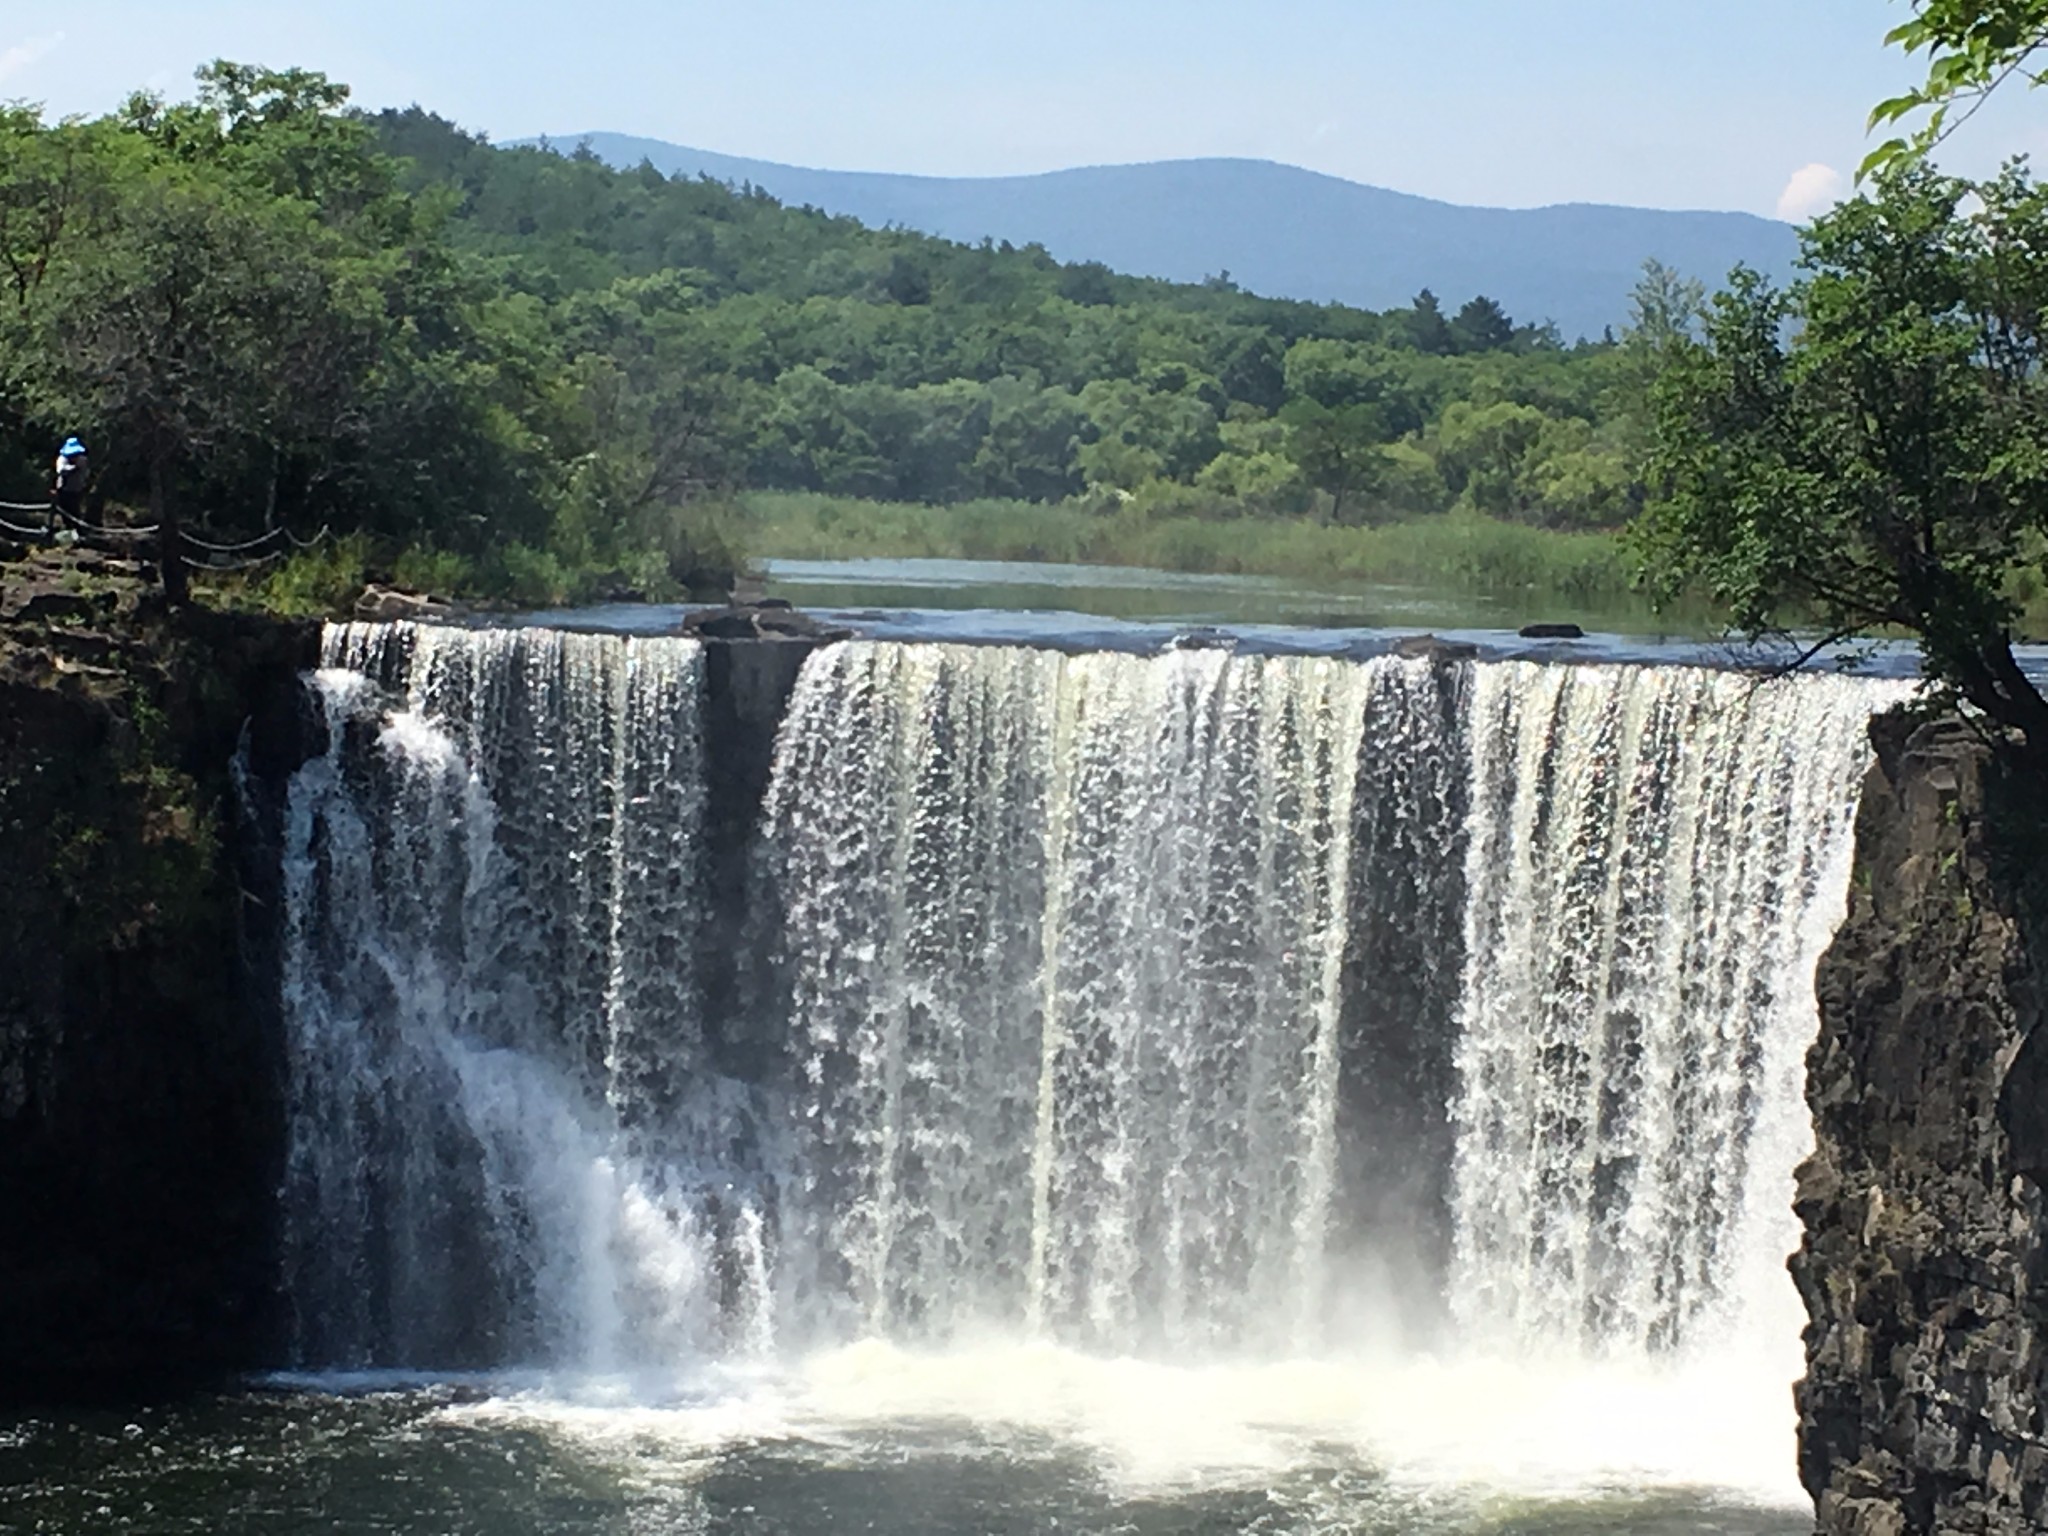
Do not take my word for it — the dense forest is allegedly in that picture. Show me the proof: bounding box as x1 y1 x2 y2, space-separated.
0 64 1675 605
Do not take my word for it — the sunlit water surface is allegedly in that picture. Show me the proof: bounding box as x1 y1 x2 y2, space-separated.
1 1345 1810 1534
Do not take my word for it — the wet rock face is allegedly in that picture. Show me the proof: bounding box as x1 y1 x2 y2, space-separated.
1794 715 2048 1535
0 552 318 1403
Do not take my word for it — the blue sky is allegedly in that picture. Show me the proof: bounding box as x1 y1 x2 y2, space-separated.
3 1 2042 219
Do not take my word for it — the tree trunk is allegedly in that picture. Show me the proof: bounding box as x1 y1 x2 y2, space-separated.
152 458 187 607
1957 638 2048 767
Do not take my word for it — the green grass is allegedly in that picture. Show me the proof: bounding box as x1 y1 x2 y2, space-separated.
738 491 1640 601
229 534 371 618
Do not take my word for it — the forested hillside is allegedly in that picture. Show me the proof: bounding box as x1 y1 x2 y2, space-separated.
0 65 1672 606
537 132 1795 343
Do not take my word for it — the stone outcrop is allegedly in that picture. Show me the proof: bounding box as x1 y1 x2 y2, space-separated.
0 550 317 1403
353 582 465 624
694 629 841 1083
681 600 852 642
1794 714 2048 1535
1391 633 1480 662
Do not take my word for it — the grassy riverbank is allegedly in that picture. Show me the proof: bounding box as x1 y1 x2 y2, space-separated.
736 492 1637 601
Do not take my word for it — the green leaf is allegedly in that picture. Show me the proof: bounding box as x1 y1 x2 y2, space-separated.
1868 91 1930 129
1859 139 1912 182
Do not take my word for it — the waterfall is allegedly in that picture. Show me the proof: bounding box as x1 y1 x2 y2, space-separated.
1447 662 1905 1360
757 642 1462 1354
280 621 769 1369
277 624 1900 1385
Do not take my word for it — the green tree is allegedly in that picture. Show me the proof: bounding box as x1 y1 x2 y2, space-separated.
1637 165 2048 754
1865 1 2048 175
1451 295 1516 354
971 380 1086 500
1281 399 1388 522
1281 338 1430 434
1405 288 1454 355
1435 399 1551 518
552 272 749 588
882 253 932 307
1623 259 1705 351
0 111 130 308
1057 261 1117 307
17 157 378 600
1217 332 1287 411
1603 258 1708 465
1516 418 1633 528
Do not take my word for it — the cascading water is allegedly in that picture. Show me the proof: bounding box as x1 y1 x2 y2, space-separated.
757 642 1463 1354
1446 662 1901 1364
276 620 1903 1502
281 621 771 1370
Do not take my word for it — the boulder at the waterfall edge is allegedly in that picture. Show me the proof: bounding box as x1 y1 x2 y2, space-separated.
1393 633 1480 661
354 584 465 623
682 603 852 642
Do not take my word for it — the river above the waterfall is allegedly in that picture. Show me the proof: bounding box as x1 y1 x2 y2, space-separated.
532 555 1948 677
753 555 1684 636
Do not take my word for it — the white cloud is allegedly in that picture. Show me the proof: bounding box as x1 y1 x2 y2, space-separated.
1776 162 1846 222
0 32 65 87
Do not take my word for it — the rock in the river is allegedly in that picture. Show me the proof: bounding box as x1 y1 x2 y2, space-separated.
681 603 851 642
1393 633 1480 661
1794 714 2048 1534
353 584 463 623
1516 621 1585 639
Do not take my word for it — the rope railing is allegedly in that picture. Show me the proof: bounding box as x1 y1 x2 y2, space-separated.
182 525 291 555
84 521 161 539
4 508 332 582
181 547 289 572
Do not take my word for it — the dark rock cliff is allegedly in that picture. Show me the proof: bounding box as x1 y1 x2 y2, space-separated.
1794 715 2048 1535
0 551 317 1404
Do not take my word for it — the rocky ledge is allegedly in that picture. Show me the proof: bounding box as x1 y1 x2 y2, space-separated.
1795 714 2048 1535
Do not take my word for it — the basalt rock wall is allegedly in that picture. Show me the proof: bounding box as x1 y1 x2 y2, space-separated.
0 552 319 1403
1795 715 2048 1535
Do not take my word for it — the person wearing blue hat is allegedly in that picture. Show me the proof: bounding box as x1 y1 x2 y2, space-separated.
52 436 89 527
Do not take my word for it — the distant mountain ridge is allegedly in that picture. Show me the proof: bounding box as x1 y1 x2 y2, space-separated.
521 133 1798 339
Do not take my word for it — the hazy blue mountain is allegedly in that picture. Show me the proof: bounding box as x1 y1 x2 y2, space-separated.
522 133 1797 339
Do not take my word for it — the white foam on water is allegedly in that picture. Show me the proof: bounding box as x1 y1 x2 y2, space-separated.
421 1338 1806 1508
